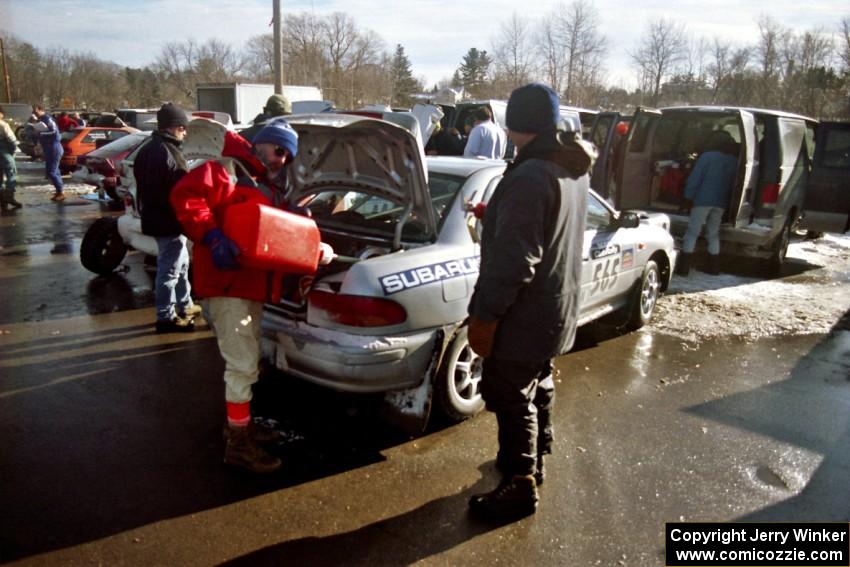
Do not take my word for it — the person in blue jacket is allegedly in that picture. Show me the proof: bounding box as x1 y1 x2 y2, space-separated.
676 131 739 276
33 105 65 202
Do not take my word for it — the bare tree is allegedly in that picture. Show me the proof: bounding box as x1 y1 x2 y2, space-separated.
629 18 687 105
754 15 789 107
491 13 534 96
535 18 564 94
555 0 607 105
707 38 732 103
840 17 850 71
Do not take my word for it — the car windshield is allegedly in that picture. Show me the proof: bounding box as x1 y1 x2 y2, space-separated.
301 172 465 242
88 133 148 159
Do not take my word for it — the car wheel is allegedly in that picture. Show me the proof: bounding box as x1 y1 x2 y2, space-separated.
80 217 127 275
626 260 660 331
768 217 792 275
435 326 485 422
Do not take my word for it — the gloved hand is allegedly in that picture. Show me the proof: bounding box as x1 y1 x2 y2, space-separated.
203 228 241 271
468 316 499 359
318 242 335 266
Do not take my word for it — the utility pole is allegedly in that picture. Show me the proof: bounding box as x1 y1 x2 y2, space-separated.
273 0 283 94
0 38 12 103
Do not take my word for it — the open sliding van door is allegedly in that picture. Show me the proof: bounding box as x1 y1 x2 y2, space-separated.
728 109 759 228
800 121 850 234
613 107 661 210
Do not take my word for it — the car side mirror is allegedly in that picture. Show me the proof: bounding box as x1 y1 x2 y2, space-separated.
618 211 640 229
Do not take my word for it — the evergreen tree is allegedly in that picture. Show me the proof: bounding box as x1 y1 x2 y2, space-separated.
456 48 492 97
389 44 420 108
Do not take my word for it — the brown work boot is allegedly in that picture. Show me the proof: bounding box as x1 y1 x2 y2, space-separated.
222 420 281 444
469 474 538 521
223 423 282 473
51 192 66 202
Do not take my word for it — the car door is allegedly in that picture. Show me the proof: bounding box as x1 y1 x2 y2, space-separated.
579 192 639 318
727 109 759 228
800 121 850 234
614 107 661 210
588 112 620 199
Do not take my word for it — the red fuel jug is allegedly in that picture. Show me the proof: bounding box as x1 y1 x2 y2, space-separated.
223 202 321 273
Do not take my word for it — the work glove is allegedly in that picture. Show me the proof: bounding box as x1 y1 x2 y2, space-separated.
203 228 241 271
318 242 336 266
468 316 499 359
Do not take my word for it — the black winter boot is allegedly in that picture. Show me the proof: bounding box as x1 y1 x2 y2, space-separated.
706 254 721 275
469 475 538 521
675 252 691 276
6 193 22 208
223 423 282 473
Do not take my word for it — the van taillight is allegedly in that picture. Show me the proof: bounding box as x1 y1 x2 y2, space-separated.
309 291 407 327
761 183 781 205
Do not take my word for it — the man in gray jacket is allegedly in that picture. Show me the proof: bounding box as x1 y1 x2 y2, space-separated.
467 83 593 522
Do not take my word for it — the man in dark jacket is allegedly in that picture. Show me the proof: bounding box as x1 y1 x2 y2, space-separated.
239 94 291 142
467 83 594 522
135 103 198 333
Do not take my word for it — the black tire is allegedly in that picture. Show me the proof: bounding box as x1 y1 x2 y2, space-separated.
434 326 485 422
805 230 823 240
767 217 792 275
625 260 660 331
80 217 127 275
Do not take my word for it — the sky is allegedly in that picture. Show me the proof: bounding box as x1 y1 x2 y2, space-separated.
2 0 848 92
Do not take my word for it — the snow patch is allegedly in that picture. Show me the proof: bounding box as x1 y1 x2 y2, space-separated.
650 234 850 342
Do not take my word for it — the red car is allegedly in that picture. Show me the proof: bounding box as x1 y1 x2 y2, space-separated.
60 126 138 174
73 132 150 201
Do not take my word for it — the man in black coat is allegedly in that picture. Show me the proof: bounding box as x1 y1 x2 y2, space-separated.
135 102 198 333
467 83 594 521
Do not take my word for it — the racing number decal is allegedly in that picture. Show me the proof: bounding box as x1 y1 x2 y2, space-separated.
591 256 620 295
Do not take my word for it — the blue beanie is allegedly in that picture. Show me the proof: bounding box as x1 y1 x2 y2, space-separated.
253 117 299 158
506 83 561 134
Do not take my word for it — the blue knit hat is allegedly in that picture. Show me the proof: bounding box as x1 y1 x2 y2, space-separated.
253 117 299 157
506 83 560 134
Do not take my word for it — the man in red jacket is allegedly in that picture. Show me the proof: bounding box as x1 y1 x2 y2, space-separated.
171 119 306 473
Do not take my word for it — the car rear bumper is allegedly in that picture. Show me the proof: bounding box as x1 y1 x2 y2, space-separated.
261 310 439 393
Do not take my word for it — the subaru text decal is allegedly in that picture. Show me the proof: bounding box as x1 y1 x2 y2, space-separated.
380 257 480 295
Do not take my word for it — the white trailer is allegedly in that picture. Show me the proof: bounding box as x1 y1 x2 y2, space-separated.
196 83 323 125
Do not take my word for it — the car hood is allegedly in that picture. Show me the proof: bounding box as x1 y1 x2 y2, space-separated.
286 114 436 240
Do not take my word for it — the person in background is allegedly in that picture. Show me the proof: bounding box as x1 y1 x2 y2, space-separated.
134 102 199 333
463 106 507 160
466 83 593 522
0 106 21 209
239 94 292 142
676 130 739 276
32 105 65 202
71 112 86 128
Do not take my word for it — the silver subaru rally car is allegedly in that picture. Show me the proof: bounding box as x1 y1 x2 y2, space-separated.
261 114 677 428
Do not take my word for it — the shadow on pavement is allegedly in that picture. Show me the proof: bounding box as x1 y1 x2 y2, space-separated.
219 469 498 567
0 322 412 562
685 308 850 521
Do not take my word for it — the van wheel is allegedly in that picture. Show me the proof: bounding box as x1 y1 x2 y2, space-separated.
80 217 127 275
434 326 485 422
626 260 660 331
768 218 792 274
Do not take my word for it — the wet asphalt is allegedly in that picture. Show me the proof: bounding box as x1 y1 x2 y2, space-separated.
1 158 848 566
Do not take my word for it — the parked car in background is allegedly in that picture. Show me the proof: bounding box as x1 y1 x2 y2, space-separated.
114 108 159 131
59 126 138 174
72 131 151 203
17 122 42 160
608 106 848 271
3 103 34 137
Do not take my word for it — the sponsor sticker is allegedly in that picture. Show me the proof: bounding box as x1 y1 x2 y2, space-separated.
622 246 635 269
380 256 480 295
